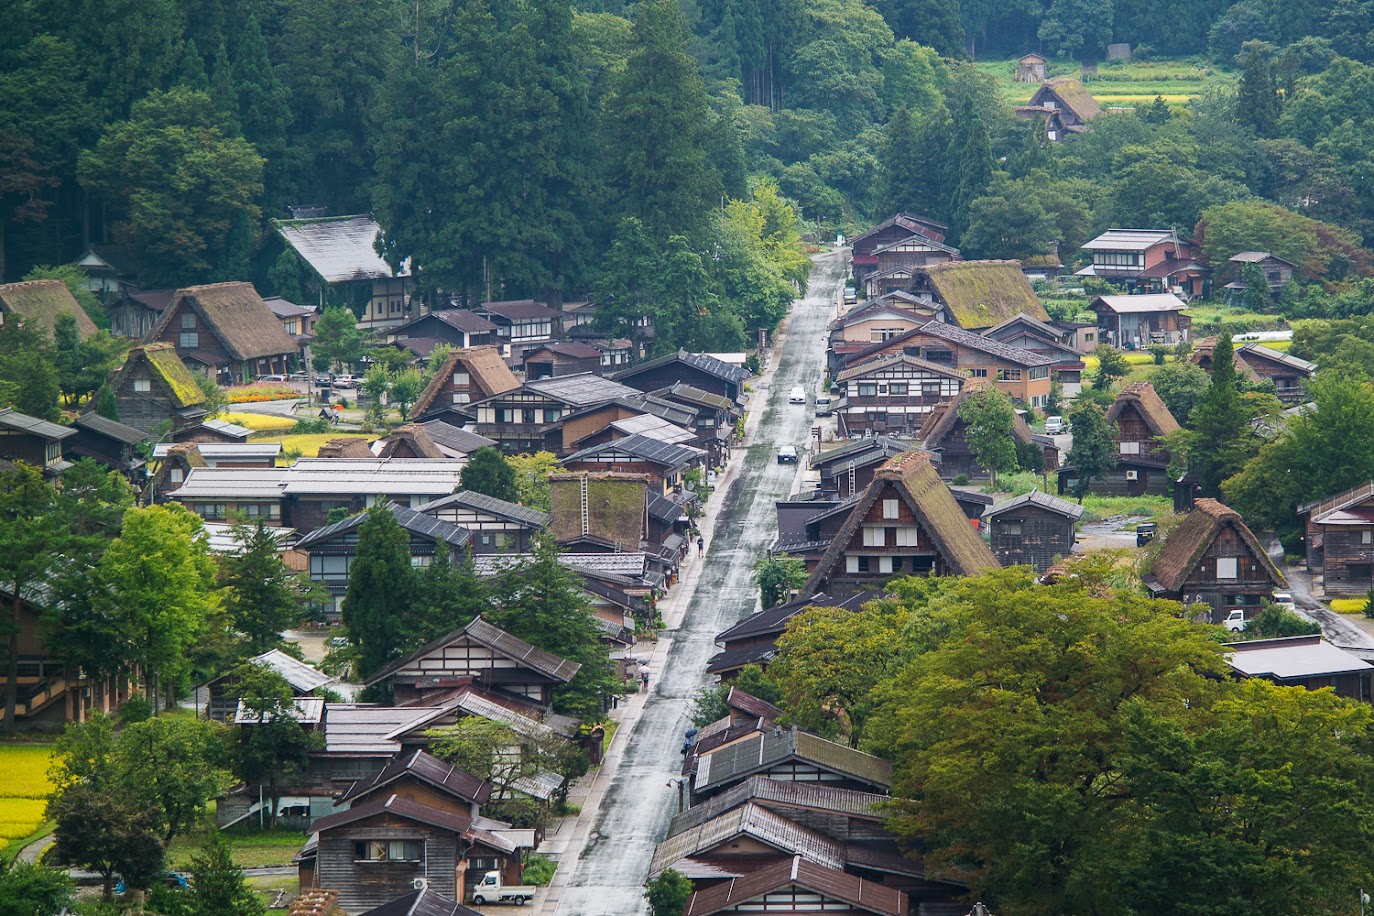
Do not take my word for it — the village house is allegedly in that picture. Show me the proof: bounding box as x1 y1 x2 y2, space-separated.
1224 251 1297 302
918 386 1057 480
0 279 98 340
147 282 298 383
204 649 335 723
1190 337 1316 405
679 856 914 916
1225 636 1373 702
799 451 999 601
102 343 208 435
833 353 966 438
849 213 949 285
646 383 740 466
108 288 174 339
1077 229 1209 299
984 488 1083 573
275 214 411 330
555 392 697 455
386 309 498 351
1089 293 1192 350
264 296 316 358
0 408 74 477
411 346 521 429
75 245 136 300
691 727 892 804
477 300 561 357
560 434 705 497
1014 78 1102 141
179 417 255 445
1059 381 1179 497
810 437 916 498
397 423 496 460
416 490 549 555
614 349 752 406
707 592 874 679
1015 51 1048 82
862 234 962 298
1299 481 1374 597
982 312 1086 396
520 342 606 380
295 502 473 617
353 889 482 916
905 260 1050 332
825 298 939 376
841 320 1055 408
65 413 149 480
466 373 639 454
1052 318 1100 353
366 617 581 708
150 440 281 469
1144 498 1287 623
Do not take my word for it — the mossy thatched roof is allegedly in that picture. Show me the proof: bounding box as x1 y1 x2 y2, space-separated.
920 261 1048 329
0 279 98 339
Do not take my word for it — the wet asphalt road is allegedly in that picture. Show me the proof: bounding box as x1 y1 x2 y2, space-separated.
551 251 847 914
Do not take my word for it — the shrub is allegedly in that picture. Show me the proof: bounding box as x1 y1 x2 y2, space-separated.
522 853 556 886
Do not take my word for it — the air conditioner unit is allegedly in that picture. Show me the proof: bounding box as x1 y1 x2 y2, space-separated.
1125 470 1139 481
413 878 429 890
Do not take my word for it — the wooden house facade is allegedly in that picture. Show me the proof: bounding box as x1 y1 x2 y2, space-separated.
0 409 74 477
65 413 148 478
614 349 751 405
1144 499 1286 623
1225 251 1296 296
1059 381 1178 497
984 489 1083 573
1191 338 1316 405
109 288 174 339
466 373 638 454
1077 230 1208 299
417 490 549 554
1014 78 1102 141
521 342 605 380
833 353 965 438
1089 293 1192 349
386 310 497 351
800 451 998 601
147 282 298 382
477 300 561 357
104 343 208 435
1016 52 1048 81
412 347 521 427
849 213 949 284
1300 482 1374 597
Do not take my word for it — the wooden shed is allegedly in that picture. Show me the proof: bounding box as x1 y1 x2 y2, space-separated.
984 488 1083 573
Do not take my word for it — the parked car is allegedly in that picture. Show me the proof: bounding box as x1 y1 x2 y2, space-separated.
777 445 798 464
1223 609 1248 632
1271 591 1296 612
788 386 806 404
1044 415 1065 435
843 285 858 304
332 375 357 389
1135 522 1157 547
815 396 833 416
257 374 286 383
469 871 537 906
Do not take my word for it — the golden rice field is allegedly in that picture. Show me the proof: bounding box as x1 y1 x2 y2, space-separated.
260 433 375 458
1331 598 1368 614
0 745 53 849
220 411 296 431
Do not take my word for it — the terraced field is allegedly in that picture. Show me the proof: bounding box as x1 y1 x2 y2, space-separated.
978 57 1233 109
0 745 53 859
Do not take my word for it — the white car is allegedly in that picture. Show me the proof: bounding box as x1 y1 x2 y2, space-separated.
1271 592 1296 612
331 375 357 389
815 396 833 417
788 386 806 404
1044 416 1065 435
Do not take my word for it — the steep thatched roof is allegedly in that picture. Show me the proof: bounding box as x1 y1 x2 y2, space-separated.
918 384 1035 448
1040 78 1102 121
1107 381 1179 437
377 424 445 459
412 346 520 418
105 343 207 409
316 438 375 459
0 280 98 339
802 451 998 596
919 261 1048 329
548 472 647 551
1147 498 1285 593
154 283 296 360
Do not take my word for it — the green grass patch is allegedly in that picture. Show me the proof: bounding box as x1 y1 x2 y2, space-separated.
1184 305 1287 336
166 825 307 870
523 852 556 886
977 57 1232 108
1079 495 1174 521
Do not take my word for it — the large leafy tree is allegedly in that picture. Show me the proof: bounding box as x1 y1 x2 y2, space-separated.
78 87 264 286
0 462 61 731
0 322 60 420
310 307 365 374
1064 401 1118 501
752 554 807 609
230 665 324 829
48 783 164 901
113 714 231 842
460 447 520 504
342 506 415 679
956 387 1019 486
1149 359 1211 424
1038 0 1113 59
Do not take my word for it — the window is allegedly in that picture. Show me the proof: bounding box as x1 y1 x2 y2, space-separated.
968 369 988 378
1085 333 1095 343
857 556 871 572
1093 251 1143 268
411 555 433 568
888 383 908 397
181 312 196 329
1003 521 1022 535
857 383 878 397
354 840 423 862
922 383 942 397
1216 557 1238 579
894 526 919 546
862 527 885 547
543 408 561 423
179 332 199 349
878 556 893 574
1350 564 1373 580
169 469 184 484
883 499 899 519
452 392 471 404
1029 367 1049 380
1360 531 1374 546
453 371 470 386
846 555 859 573
134 379 151 393
1120 441 1141 455
996 368 1022 382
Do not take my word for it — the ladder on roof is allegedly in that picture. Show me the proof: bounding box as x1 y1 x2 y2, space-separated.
847 462 855 497
579 474 589 537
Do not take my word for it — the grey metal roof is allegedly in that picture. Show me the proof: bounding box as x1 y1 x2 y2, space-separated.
282 458 466 495
480 299 560 320
233 695 324 725
984 487 1084 521
321 704 442 755
170 467 288 500
416 421 497 458
152 442 281 460
1091 293 1188 313
694 727 893 794
294 501 472 550
1081 229 1176 251
416 489 551 527
251 648 335 692
810 436 913 469
470 552 653 580
357 889 482 916
615 348 751 386
668 776 886 837
275 215 410 283
261 296 311 318
1226 636 1374 679
562 433 704 469
523 372 639 407
606 414 696 444
915 320 1056 366
309 793 471 837
200 522 296 554
1240 343 1317 374
200 418 252 439
338 747 491 806
73 412 148 444
650 802 847 877
835 352 966 383
0 408 75 440
367 616 580 686
650 382 735 412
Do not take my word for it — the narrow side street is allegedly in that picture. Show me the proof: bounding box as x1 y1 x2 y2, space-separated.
541 251 846 915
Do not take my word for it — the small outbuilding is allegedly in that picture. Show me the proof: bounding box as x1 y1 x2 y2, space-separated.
1225 635 1373 701
984 488 1084 572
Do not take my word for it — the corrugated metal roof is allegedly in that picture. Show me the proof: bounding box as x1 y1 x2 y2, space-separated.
171 467 288 499
984 487 1084 520
607 414 697 444
669 777 887 837
153 442 281 460
322 704 442 755
695 727 893 794
1092 293 1188 313
563 433 704 468
252 648 335 692
234 695 325 725
650 802 846 877
309 793 471 837
366 617 580 686
1081 229 1176 251
615 348 752 386
416 489 550 527
338 747 491 806
200 418 253 439
276 215 409 283
682 855 908 916
0 408 75 440
294 501 471 550
356 888 483 916
73 412 148 444
1226 636 1374 679
523 372 639 407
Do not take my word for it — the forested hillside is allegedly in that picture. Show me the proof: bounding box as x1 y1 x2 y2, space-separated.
8 0 1374 350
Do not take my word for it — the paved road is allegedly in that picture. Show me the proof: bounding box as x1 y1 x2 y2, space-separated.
549 251 846 915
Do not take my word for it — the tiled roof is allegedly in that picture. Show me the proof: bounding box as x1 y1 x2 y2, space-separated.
275 215 409 282
417 489 551 528
650 802 847 877
705 645 779 674
683 855 909 916
480 299 559 320
614 349 751 386
984 487 1084 521
338 747 491 806
417 422 497 458
650 382 735 412
309 793 471 837
322 704 444 755
0 408 75 441
523 372 639 407
294 502 472 550
669 776 886 836
366 616 581 686
357 889 482 916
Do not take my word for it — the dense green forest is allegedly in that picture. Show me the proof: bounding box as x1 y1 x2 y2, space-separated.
9 0 1374 348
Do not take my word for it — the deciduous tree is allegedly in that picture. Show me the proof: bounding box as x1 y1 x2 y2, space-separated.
230 665 324 830
1065 401 1118 501
752 554 807 608
957 388 1019 486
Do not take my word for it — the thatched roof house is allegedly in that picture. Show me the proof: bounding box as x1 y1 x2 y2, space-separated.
908 261 1048 330
412 346 520 424
0 279 98 339
103 343 208 435
148 282 297 381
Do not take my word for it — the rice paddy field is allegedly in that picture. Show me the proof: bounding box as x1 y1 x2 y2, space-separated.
257 432 375 458
978 57 1234 110
0 745 53 858
219 411 297 431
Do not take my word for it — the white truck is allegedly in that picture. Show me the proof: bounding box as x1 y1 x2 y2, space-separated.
469 871 537 906
1223 609 1247 632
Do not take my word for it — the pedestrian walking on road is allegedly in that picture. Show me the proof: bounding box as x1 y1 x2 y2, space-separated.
638 663 651 691
697 536 704 556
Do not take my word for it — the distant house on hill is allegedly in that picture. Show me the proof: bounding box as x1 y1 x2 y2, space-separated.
1016 52 1048 82
0 280 98 340
274 214 411 330
1015 78 1102 141
849 212 950 284
1077 229 1208 299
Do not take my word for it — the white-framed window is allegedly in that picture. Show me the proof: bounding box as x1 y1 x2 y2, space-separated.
454 371 470 386
133 379 151 392
179 332 198 349
453 392 471 404
894 526 919 546
862 527 885 547
1216 557 1238 579
883 499 898 519
1120 441 1141 455
846 555 860 573
181 312 196 329
878 556 893 574
169 469 184 484
858 383 877 397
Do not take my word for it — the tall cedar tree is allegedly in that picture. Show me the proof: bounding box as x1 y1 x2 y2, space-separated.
0 462 60 731
488 537 621 719
221 520 316 653
872 0 965 55
231 14 291 205
460 447 521 503
1237 42 1280 138
904 103 955 223
1065 401 1118 501
604 0 725 246
945 88 993 245
342 506 414 678
409 552 489 651
877 107 922 217
0 322 60 420
957 388 1020 486
188 831 265 916
1187 333 1254 496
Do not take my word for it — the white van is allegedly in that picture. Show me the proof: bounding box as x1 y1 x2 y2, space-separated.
788 386 806 404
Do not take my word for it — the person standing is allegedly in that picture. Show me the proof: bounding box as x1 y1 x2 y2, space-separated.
638 663 651 691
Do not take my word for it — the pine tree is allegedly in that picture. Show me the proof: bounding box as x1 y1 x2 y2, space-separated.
209 44 240 134
342 506 415 678
221 520 315 653
188 831 264 915
409 552 488 649
94 384 120 421
877 107 922 217
232 14 291 205
945 89 993 245
1066 402 1118 501
173 39 208 92
1186 333 1255 496
905 103 955 222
